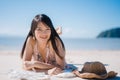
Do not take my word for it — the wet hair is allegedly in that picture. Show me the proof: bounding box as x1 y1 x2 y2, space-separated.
21 14 65 59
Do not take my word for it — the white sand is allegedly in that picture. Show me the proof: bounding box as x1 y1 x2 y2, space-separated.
0 50 120 80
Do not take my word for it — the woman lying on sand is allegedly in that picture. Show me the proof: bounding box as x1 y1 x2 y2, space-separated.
21 14 70 75
21 14 117 79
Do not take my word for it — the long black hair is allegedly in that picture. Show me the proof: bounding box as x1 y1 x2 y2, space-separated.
21 14 65 59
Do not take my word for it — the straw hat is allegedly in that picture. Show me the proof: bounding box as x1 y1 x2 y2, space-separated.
80 61 117 79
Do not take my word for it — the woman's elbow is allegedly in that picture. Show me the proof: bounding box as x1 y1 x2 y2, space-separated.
22 61 33 70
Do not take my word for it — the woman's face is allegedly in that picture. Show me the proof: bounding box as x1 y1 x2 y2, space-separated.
35 22 51 42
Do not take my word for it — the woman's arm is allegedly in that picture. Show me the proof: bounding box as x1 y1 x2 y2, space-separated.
22 37 34 70
54 38 66 69
23 61 56 70
47 38 66 75
32 61 55 69
23 60 60 70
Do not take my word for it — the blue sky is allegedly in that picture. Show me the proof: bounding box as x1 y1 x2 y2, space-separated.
0 0 120 38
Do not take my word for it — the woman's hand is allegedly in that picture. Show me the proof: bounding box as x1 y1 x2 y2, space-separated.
56 27 62 35
48 67 63 75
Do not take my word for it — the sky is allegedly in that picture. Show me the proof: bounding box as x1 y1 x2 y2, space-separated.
0 0 120 38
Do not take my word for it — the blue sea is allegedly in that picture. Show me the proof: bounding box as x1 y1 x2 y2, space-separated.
0 36 120 51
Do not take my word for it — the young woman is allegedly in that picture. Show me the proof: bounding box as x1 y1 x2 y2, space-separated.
21 14 66 75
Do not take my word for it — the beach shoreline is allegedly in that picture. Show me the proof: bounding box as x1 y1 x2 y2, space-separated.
0 50 120 80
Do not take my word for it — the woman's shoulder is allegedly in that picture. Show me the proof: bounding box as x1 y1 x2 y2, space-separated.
26 36 36 46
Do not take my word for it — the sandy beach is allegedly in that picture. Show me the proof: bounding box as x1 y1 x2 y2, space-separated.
0 50 120 80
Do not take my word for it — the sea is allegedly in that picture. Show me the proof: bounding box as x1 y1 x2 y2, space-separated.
0 36 120 51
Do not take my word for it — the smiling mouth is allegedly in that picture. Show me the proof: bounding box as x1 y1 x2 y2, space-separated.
40 36 47 39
